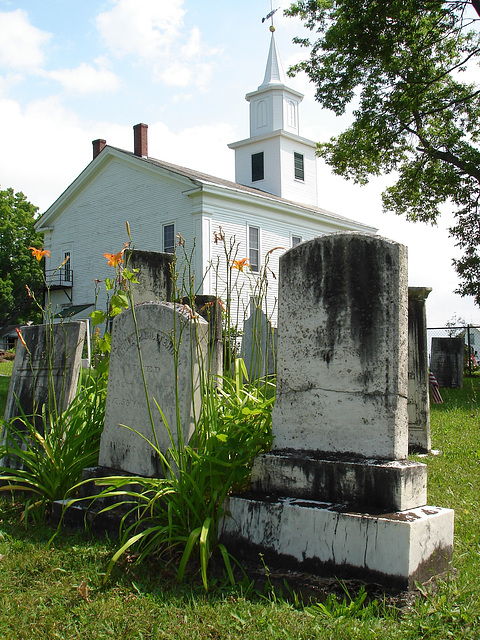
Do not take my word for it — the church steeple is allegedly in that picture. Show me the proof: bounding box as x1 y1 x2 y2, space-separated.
228 31 319 207
260 32 287 87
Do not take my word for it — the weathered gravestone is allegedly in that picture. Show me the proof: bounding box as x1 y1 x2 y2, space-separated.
430 337 464 388
182 295 223 384
241 298 276 380
127 250 174 304
1 321 86 465
222 233 454 590
407 287 432 453
97 302 208 477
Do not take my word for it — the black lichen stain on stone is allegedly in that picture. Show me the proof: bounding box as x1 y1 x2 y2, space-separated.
288 235 393 380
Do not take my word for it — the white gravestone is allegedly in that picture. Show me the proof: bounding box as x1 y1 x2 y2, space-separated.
223 234 454 589
272 232 408 460
98 302 208 477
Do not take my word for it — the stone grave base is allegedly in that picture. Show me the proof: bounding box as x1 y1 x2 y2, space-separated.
221 494 454 590
252 452 427 511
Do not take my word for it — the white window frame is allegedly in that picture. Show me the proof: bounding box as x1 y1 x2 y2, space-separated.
294 152 305 181
292 235 302 248
163 223 175 254
248 226 260 273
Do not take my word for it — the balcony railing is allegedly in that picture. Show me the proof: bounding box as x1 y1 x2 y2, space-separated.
44 268 74 288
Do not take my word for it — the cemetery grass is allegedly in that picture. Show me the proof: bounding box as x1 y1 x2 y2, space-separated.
0 379 479 639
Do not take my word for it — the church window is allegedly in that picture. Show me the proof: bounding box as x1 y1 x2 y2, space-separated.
64 251 72 282
248 226 260 272
292 235 302 248
257 101 267 127
294 152 305 181
251 152 264 182
163 223 175 253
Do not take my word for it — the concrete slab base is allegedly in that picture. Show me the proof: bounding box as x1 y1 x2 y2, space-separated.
222 494 454 590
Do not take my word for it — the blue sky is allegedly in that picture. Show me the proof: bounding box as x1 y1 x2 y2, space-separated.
0 0 478 326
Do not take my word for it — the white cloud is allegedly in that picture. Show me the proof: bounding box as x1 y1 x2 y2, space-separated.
96 0 220 88
0 72 23 97
0 9 51 71
96 0 186 59
47 62 121 95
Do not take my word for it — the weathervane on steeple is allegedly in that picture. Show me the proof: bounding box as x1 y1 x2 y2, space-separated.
262 2 280 32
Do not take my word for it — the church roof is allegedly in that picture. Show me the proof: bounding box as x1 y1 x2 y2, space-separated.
36 143 376 234
111 147 373 229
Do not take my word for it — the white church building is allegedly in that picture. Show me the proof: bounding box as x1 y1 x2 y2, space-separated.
35 32 375 324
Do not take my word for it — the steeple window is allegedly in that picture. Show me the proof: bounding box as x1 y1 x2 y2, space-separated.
257 101 267 128
294 152 304 181
287 101 297 128
252 152 264 182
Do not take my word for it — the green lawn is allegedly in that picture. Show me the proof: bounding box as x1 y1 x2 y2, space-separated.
0 361 14 376
0 377 479 639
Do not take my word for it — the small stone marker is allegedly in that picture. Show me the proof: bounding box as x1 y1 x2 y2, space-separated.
430 337 464 388
222 233 454 590
241 298 276 380
1 321 85 464
128 250 174 304
407 287 432 452
98 302 208 477
182 295 224 384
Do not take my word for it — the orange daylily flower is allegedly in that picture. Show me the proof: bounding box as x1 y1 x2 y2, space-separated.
231 258 249 272
15 327 27 349
103 243 129 269
29 247 51 261
104 251 124 268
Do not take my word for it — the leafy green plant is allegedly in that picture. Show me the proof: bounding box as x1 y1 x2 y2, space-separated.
73 227 276 590
0 247 107 522
0 371 106 521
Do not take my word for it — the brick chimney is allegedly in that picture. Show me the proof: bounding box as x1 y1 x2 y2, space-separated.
92 139 106 160
133 123 148 157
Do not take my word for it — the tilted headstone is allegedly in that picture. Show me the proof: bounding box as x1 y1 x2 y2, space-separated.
407 287 432 452
1 321 85 464
241 298 276 380
430 337 464 388
222 233 454 590
98 302 208 477
128 250 174 304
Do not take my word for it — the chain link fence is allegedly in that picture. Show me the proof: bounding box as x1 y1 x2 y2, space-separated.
427 324 480 376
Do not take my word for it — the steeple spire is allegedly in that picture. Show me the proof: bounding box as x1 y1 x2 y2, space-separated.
260 32 287 88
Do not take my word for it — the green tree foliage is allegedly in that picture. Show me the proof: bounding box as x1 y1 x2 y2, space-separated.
0 187 43 325
286 0 480 303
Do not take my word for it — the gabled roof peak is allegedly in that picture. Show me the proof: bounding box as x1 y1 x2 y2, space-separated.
259 31 287 88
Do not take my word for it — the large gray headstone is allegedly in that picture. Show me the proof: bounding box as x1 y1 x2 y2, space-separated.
3 321 85 429
98 302 208 477
430 337 464 388
272 233 409 460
